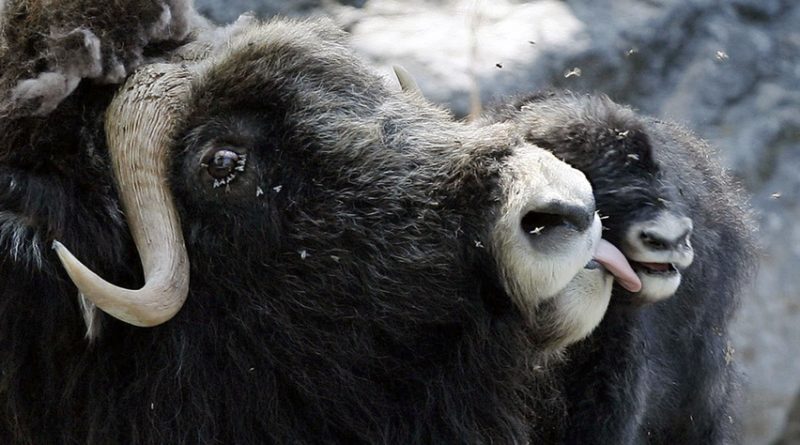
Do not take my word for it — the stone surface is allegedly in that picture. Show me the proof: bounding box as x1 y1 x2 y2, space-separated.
197 1 800 443
777 393 800 445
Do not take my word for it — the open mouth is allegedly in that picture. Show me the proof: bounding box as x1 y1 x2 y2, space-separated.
625 259 685 302
631 261 679 276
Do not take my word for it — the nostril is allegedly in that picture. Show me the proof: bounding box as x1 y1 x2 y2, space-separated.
521 202 594 234
677 228 692 247
521 211 563 235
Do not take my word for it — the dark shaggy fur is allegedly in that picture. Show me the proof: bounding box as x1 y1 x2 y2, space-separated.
485 91 756 444
0 4 594 444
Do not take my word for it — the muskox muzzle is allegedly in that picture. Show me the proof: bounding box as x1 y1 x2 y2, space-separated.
621 210 695 304
490 145 640 348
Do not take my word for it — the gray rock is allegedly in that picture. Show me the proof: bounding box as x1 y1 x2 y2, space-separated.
194 0 318 23
776 391 800 445
194 0 364 23
194 1 800 443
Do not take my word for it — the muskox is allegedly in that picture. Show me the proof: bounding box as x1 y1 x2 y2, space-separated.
484 91 756 444
0 2 637 443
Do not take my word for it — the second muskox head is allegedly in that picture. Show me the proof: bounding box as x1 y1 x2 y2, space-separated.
487 92 695 305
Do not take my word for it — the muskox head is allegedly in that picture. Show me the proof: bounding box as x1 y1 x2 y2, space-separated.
46 19 635 352
0 5 653 441
487 92 694 304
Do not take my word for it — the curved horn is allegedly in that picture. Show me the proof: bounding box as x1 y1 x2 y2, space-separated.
53 63 192 327
392 65 423 96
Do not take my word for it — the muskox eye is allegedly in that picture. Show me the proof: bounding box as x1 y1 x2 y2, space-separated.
202 149 247 188
208 150 240 178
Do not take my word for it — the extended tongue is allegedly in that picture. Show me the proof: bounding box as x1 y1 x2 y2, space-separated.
594 239 642 292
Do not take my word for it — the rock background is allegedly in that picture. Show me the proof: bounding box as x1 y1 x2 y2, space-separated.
195 0 800 443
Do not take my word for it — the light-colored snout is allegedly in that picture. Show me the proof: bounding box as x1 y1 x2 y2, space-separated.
623 211 695 303
491 145 603 313
636 216 693 259
491 145 625 349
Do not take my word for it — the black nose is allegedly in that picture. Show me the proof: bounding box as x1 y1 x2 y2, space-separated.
639 224 692 250
521 201 595 234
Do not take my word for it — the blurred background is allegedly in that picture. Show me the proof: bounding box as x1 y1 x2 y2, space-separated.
195 0 800 443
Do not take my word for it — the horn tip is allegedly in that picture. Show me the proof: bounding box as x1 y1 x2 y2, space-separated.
52 239 77 265
392 65 422 96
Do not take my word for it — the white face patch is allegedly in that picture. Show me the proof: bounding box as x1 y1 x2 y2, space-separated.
622 210 694 303
543 264 614 349
490 145 608 331
637 272 683 302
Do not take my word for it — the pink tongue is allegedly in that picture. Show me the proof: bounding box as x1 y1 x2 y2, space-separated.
594 239 642 292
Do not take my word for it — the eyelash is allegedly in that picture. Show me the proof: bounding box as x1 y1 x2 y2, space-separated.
211 153 247 188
